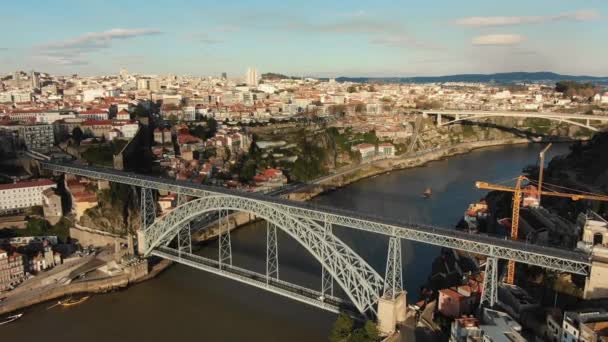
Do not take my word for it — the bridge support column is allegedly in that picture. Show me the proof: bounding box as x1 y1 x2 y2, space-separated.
437 114 442 126
481 257 498 307
321 221 333 297
176 194 192 257
377 237 406 335
140 188 156 230
218 209 232 268
266 221 279 283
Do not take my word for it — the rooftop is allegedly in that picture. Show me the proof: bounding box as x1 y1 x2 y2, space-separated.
0 179 55 191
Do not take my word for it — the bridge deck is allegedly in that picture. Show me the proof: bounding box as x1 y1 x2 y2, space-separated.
422 110 608 121
41 161 591 275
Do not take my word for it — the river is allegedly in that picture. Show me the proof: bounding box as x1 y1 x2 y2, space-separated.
2 143 570 341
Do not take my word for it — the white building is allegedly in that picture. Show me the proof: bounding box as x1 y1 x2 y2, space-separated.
183 106 196 121
18 124 55 150
352 143 376 160
114 121 139 138
378 143 395 158
83 88 105 102
561 310 608 342
245 67 259 87
0 179 56 211
79 109 109 120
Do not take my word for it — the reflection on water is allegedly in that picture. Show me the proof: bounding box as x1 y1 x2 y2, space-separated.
2 143 569 341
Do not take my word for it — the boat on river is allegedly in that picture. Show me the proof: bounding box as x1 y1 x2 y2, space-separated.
58 295 90 307
423 187 433 198
0 313 23 326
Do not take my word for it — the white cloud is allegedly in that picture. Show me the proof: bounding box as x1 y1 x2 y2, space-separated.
40 28 162 50
35 28 161 65
456 9 600 27
472 34 525 46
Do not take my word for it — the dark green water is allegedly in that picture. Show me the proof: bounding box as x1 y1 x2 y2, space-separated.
2 143 570 341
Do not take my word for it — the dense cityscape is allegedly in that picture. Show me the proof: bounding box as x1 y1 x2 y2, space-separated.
2 1 608 341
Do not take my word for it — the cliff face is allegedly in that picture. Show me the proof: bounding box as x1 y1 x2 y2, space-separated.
546 133 608 191
79 185 140 235
410 116 592 153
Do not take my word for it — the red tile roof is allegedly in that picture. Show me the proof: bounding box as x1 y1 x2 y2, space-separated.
0 179 55 191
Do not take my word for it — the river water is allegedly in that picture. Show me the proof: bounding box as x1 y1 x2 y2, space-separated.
2 143 570 341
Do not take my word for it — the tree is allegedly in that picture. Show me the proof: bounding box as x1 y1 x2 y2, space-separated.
362 321 379 341
347 86 358 93
329 313 353 342
72 126 84 145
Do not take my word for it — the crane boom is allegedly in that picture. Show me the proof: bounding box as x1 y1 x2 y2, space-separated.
476 176 608 286
475 180 608 202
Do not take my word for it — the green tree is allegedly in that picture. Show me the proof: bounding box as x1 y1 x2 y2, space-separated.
362 321 379 341
329 313 353 342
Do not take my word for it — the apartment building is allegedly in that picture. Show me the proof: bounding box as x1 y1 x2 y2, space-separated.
0 179 56 211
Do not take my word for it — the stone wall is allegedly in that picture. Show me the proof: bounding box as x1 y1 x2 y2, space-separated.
70 224 126 248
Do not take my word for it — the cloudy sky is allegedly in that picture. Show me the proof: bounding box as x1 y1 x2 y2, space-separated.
0 0 606 77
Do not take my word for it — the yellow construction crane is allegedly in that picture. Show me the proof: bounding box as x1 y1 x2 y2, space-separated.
475 145 608 285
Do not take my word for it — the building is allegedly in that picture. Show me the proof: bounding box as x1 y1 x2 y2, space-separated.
18 124 54 150
450 316 482 342
246 67 259 86
66 178 98 221
0 249 26 292
480 308 525 341
438 282 480 319
353 143 376 160
378 143 396 158
562 310 608 342
154 128 172 145
79 109 109 120
42 188 63 224
83 88 106 102
0 179 56 212
31 71 40 89
116 109 131 120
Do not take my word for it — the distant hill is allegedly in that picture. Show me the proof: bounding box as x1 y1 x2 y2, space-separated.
333 72 608 85
262 72 292 80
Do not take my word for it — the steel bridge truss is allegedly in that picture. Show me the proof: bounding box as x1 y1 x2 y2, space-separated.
41 161 590 278
152 246 352 314
141 195 385 314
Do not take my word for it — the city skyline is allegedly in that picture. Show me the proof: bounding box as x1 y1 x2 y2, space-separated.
0 0 607 77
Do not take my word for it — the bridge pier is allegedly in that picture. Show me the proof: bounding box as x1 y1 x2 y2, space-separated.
176 194 192 257
378 237 407 335
266 221 279 283
140 188 156 230
480 257 498 307
436 114 442 126
218 209 232 268
321 221 333 297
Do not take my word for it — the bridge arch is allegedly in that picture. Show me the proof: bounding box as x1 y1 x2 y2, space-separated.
141 194 384 314
435 114 598 131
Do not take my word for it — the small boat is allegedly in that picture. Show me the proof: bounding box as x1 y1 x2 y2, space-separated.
0 313 23 326
58 295 90 307
423 187 432 198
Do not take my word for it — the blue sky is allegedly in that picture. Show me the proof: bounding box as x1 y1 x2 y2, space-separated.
1 0 607 77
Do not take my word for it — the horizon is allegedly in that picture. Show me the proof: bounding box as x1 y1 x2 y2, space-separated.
0 1 607 77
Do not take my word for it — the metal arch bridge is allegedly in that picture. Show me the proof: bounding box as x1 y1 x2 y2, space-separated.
422 110 608 131
41 161 592 315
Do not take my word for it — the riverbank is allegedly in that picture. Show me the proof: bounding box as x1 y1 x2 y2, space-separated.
0 257 172 316
289 137 576 201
